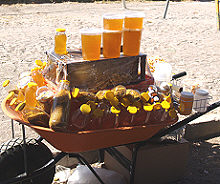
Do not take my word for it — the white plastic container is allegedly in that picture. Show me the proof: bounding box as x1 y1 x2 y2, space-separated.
153 62 172 85
193 89 209 112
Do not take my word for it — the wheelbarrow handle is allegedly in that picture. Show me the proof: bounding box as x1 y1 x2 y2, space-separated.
151 100 220 139
172 72 187 80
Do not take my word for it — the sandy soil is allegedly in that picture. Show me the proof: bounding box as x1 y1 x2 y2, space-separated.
0 1 220 183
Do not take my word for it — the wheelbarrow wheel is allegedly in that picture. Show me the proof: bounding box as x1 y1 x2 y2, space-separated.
0 138 55 184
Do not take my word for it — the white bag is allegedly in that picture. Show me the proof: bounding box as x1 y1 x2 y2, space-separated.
53 165 71 183
67 165 127 184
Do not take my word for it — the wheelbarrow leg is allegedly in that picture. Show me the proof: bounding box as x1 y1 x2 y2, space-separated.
36 136 44 143
79 153 105 184
22 124 28 176
105 144 145 184
70 153 105 184
129 143 142 184
11 119 15 138
105 147 131 171
98 149 105 163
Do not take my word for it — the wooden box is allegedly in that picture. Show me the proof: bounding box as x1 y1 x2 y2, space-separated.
46 50 146 92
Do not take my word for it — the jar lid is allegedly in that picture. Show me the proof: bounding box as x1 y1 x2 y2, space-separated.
31 67 40 72
159 82 170 92
28 82 38 88
102 29 122 33
56 28 66 32
124 11 145 18
80 28 102 35
60 80 70 83
181 91 194 98
195 89 209 96
102 13 124 19
123 28 144 32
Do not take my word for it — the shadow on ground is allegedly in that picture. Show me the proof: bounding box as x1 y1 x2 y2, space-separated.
174 140 220 184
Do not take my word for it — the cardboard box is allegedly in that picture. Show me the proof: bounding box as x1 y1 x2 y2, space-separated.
104 139 190 184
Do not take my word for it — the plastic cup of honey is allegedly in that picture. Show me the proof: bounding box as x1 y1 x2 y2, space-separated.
80 28 102 61
123 28 142 56
103 30 122 58
103 13 124 31
124 11 145 29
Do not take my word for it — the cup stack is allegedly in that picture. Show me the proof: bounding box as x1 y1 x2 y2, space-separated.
80 11 145 61
123 12 145 56
102 14 124 58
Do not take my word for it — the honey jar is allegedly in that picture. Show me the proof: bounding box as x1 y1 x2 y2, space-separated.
179 91 194 115
49 80 71 132
54 28 67 55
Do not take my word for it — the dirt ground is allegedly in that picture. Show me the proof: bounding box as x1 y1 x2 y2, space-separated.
0 1 220 183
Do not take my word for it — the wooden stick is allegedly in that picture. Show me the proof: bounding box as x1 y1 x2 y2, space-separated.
216 0 220 30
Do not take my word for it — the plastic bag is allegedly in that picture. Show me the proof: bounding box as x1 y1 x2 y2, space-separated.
67 165 127 184
53 165 71 183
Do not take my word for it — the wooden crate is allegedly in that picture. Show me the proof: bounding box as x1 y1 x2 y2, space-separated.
47 50 146 92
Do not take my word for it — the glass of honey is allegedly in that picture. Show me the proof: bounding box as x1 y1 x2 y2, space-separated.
81 28 102 61
103 14 124 31
103 30 122 58
124 12 145 29
123 28 142 56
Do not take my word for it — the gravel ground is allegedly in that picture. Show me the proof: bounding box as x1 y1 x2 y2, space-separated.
0 1 220 183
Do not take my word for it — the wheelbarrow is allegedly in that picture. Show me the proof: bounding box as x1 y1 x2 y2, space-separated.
0 52 219 184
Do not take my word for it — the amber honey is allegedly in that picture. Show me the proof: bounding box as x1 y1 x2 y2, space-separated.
123 29 142 56
103 30 122 58
103 14 124 31
179 91 194 115
124 12 145 29
31 68 45 87
25 82 38 107
124 17 144 29
54 28 67 55
81 29 102 61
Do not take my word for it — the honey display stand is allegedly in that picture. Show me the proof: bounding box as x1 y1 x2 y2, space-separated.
1 50 220 184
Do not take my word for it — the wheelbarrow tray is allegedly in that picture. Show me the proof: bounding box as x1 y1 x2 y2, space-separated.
2 99 177 153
